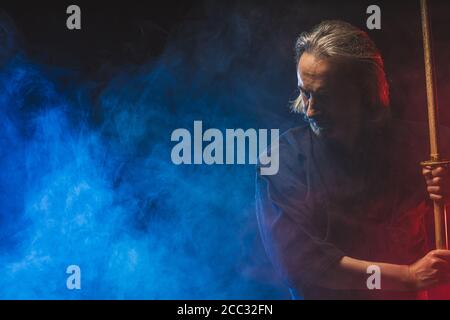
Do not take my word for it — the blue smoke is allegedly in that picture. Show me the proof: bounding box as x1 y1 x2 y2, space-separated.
0 4 297 299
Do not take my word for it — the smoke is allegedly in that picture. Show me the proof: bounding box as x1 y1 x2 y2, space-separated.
2 0 442 300
0 1 295 299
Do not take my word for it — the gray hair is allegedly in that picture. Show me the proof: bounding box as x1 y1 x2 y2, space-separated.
292 20 390 128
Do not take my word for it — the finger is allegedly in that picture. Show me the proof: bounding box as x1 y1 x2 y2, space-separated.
423 167 433 179
430 194 443 201
432 257 450 270
433 177 443 185
432 166 447 177
432 250 450 260
428 186 441 194
426 177 442 186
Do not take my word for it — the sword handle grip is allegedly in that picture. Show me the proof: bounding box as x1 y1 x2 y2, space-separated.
433 201 448 249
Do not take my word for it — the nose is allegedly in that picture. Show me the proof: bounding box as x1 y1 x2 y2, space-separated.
305 96 320 118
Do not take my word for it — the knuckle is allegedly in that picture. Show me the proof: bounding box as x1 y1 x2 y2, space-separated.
431 258 441 267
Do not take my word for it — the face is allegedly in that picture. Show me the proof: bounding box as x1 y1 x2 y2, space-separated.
297 52 363 146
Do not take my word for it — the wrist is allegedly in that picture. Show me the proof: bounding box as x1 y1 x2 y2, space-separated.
381 263 417 291
403 264 417 291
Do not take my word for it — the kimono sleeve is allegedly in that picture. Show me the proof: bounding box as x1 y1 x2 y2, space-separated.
255 155 345 290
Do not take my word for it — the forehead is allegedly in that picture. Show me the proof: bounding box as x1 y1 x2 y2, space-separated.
297 52 340 90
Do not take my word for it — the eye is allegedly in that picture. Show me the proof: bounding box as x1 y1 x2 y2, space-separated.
301 89 311 100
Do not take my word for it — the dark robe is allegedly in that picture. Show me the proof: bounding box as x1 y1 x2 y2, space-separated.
256 118 450 299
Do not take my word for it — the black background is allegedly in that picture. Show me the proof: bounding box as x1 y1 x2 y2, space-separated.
2 0 450 125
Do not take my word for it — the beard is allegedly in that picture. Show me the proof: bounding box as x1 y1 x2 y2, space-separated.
308 118 333 138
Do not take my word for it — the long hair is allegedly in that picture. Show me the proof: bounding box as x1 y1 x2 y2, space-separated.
291 20 390 129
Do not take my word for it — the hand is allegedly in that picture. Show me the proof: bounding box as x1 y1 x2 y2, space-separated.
422 165 450 204
407 250 450 290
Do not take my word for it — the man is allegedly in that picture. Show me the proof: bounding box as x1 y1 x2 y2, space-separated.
256 20 450 299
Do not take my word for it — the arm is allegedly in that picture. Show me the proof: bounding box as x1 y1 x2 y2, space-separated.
317 256 410 290
319 163 450 291
257 171 450 292
320 250 450 291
